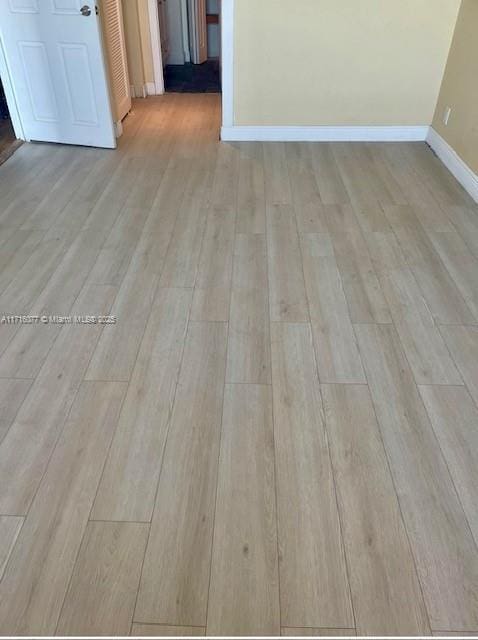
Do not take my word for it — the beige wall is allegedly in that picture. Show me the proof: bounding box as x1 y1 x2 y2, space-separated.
432 0 478 174
121 0 154 94
137 0 154 84
233 0 461 127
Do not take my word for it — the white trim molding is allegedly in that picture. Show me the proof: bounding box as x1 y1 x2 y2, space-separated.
146 81 158 96
147 0 165 96
130 82 159 98
130 84 147 99
427 127 478 203
221 125 429 143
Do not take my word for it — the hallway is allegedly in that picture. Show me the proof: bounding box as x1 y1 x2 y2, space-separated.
0 94 477 636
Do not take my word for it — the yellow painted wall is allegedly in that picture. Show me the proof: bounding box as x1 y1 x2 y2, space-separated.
233 0 461 126
432 0 478 174
137 0 154 84
121 0 154 94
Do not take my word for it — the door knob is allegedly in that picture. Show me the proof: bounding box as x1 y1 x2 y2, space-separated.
80 5 91 16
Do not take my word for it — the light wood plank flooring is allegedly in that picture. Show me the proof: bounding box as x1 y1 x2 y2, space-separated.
0 94 477 637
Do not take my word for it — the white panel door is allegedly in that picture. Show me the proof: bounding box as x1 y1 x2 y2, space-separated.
189 0 207 64
0 0 116 148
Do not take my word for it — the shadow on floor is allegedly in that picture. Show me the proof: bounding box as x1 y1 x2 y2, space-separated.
0 118 21 167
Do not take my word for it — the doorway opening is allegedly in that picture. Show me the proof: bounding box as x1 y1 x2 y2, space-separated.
0 75 21 166
157 0 221 94
0 0 231 148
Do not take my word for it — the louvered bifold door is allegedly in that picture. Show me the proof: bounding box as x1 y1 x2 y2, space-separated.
101 0 131 122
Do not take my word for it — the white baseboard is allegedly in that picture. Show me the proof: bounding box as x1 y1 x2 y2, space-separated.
146 81 158 96
130 82 164 98
427 127 478 203
130 84 147 99
220 125 429 143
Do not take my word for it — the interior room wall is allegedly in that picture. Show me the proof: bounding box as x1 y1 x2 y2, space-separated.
233 0 462 127
137 0 155 84
121 0 144 94
167 0 217 65
121 0 154 96
432 0 478 174
207 0 220 58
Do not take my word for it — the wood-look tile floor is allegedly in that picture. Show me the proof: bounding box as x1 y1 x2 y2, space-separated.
0 94 477 637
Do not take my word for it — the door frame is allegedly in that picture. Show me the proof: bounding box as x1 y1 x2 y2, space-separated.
0 36 26 141
148 0 234 131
